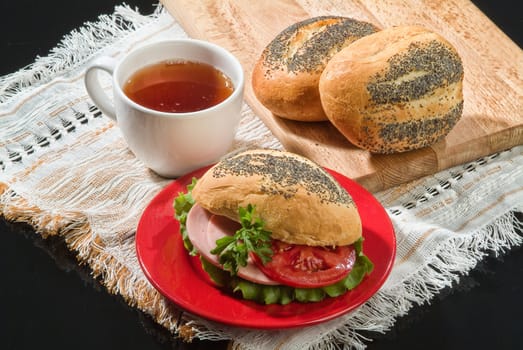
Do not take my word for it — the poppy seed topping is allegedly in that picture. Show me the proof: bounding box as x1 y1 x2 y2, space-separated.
358 101 464 153
263 16 379 75
211 151 353 205
367 40 464 105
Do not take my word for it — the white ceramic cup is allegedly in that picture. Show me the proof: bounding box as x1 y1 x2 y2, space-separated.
84 39 244 177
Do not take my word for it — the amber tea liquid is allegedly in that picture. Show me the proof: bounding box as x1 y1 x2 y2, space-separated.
123 60 234 113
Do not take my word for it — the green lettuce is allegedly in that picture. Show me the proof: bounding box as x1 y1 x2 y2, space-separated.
200 238 373 304
173 177 198 255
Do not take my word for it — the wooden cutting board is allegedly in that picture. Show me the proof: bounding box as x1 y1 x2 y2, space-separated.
161 0 522 192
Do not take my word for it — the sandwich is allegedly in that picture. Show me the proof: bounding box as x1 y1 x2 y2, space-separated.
174 149 373 304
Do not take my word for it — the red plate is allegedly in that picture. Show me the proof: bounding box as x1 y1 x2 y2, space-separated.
136 166 396 329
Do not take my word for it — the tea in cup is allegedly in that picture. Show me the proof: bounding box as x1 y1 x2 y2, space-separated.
84 39 244 177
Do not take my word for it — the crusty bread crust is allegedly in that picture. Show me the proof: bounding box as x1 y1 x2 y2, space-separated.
252 16 379 122
192 149 362 246
319 25 464 153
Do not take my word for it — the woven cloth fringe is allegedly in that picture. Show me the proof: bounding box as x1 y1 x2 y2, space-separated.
0 4 522 350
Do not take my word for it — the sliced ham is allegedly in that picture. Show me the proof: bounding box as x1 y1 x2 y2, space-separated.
186 204 279 285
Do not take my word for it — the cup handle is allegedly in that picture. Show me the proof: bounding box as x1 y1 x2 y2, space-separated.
84 56 118 121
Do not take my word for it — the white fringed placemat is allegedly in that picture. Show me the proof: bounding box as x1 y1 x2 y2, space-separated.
0 5 521 350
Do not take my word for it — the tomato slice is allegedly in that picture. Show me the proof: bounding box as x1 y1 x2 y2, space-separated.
251 240 356 288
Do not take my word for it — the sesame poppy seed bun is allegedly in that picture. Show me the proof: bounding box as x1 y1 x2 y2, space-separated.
319 25 464 153
252 16 380 122
191 149 362 247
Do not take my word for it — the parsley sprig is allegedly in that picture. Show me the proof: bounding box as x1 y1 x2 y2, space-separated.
173 180 273 274
211 204 273 276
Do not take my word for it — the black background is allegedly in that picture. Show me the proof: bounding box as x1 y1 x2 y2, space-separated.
0 1 522 349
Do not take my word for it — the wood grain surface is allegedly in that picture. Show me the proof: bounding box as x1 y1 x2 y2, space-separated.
161 0 522 192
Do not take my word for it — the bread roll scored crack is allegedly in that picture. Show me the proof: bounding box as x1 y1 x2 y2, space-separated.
252 16 380 122
319 25 464 153
192 149 362 247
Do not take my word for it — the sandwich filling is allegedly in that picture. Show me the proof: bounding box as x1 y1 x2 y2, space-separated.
174 178 374 305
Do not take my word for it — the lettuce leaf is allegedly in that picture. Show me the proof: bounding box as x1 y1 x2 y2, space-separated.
200 239 374 305
173 177 198 255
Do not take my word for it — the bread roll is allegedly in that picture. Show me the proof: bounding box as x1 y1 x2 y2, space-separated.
252 16 380 122
319 25 464 153
192 149 362 246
